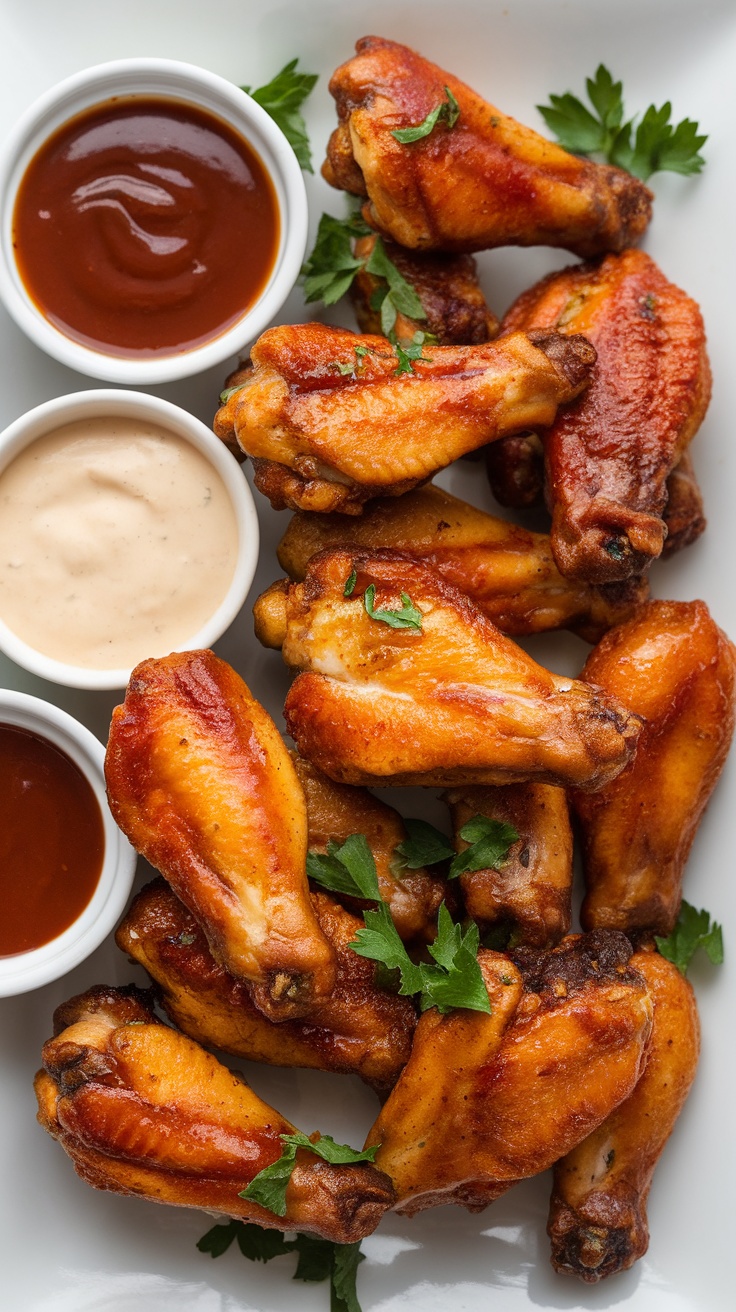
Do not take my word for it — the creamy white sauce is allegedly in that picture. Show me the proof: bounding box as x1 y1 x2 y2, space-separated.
0 417 239 668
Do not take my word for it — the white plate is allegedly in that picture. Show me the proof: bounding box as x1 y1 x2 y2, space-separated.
1 1 734 1309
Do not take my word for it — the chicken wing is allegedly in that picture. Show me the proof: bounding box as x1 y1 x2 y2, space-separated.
323 37 652 258
213 323 595 515
548 947 699 1281
275 548 641 790
105 650 336 1021
661 449 706 557
117 880 416 1092
35 986 394 1241
445 783 572 947
573 600 736 936
366 934 653 1215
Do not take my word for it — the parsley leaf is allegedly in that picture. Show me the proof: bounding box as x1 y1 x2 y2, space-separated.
449 816 519 879
291 1234 334 1282
344 568 357 596
537 64 706 180
351 900 425 993
392 86 461 143
197 1219 296 1261
219 383 248 404
332 1241 366 1312
240 1133 379 1217
196 1221 367 1311
242 59 318 172
393 818 455 870
364 584 423 630
655 901 724 975
393 331 434 376
302 212 426 331
307 834 381 901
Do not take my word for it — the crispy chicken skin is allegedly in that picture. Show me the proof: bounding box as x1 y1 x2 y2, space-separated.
117 880 416 1092
323 37 652 258
499 249 711 581
445 783 572 947
105 651 335 1021
276 548 641 790
366 935 653 1215
661 448 706 556
268 485 649 644
548 948 700 1281
213 323 595 515
573 600 736 936
35 986 394 1241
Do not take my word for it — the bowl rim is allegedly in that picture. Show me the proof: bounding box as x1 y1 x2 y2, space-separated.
0 56 308 384
0 388 260 688
0 688 137 996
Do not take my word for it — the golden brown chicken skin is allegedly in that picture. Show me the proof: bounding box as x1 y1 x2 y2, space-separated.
323 37 652 258
276 548 641 790
366 934 653 1215
500 249 711 581
269 485 649 644
35 987 395 1241
445 783 572 947
117 880 416 1092
573 600 736 936
105 651 335 1022
548 947 700 1282
213 322 595 515
661 448 706 556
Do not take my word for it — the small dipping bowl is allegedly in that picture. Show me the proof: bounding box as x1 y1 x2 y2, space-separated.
0 389 260 688
0 58 308 383
0 689 136 997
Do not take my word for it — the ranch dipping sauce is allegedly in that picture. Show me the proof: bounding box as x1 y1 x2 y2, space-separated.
0 416 239 669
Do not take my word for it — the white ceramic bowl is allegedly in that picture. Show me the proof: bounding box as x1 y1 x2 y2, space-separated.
0 689 137 997
0 58 308 383
0 389 260 688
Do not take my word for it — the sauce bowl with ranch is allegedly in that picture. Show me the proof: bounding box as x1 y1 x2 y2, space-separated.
0 58 307 383
0 389 260 688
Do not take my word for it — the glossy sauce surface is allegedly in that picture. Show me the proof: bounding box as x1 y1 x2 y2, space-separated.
13 97 280 356
0 725 105 955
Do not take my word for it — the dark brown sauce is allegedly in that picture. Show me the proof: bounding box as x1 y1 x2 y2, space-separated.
0 724 105 956
13 97 280 357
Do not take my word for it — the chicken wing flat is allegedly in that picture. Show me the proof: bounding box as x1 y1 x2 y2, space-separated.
105 651 335 1021
213 323 595 515
35 986 394 1241
277 548 641 790
269 485 649 644
500 249 711 581
366 934 653 1215
548 948 699 1281
573 600 736 936
117 880 416 1092
445 783 572 947
323 37 652 258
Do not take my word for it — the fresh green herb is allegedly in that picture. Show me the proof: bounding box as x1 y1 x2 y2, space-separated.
393 331 435 375
302 211 426 333
334 360 358 376
449 816 519 880
537 64 706 181
362 234 427 336
240 1133 380 1218
306 834 381 902
393 818 455 870
242 59 318 172
218 383 248 405
197 1219 295 1261
392 86 461 143
655 901 724 976
363 584 423 631
344 568 358 597
354 344 374 361
332 1241 366 1312
196 1221 366 1312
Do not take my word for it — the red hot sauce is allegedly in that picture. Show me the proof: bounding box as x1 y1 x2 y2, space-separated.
12 98 280 357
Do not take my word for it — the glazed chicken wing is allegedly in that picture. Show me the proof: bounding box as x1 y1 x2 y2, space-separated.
573 600 736 936
271 548 641 790
35 987 394 1241
213 323 595 515
323 37 652 258
366 934 653 1214
105 651 335 1021
661 449 706 556
548 948 699 1281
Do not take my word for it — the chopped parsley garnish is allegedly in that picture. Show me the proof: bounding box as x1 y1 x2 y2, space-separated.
197 1220 365 1312
393 331 434 375
392 87 461 143
449 816 519 879
537 64 706 181
363 583 423 630
655 901 724 975
218 383 248 404
393 818 455 870
240 1133 380 1217
344 568 357 596
241 59 318 172
307 834 381 902
302 210 426 333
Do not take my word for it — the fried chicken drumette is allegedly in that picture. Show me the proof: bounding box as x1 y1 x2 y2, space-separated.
573 600 736 936
323 37 652 257
35 986 395 1241
213 323 595 515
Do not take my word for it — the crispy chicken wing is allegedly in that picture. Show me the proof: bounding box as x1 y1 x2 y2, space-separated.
573 600 736 936
445 783 572 947
323 37 652 258
548 947 699 1281
117 880 416 1092
366 934 653 1214
35 986 395 1241
213 323 595 515
274 548 641 790
105 651 335 1021
661 449 706 556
